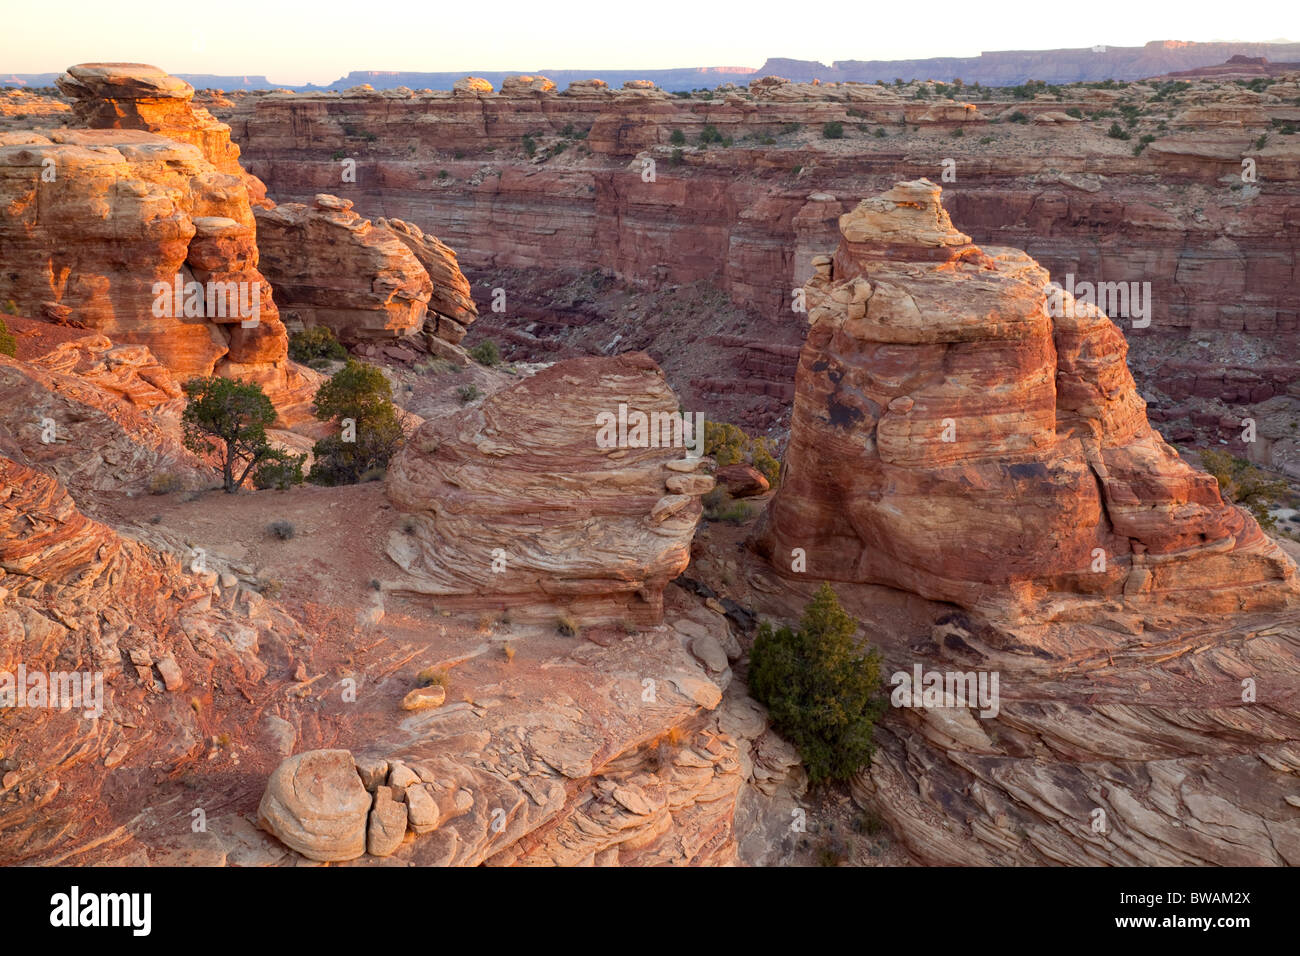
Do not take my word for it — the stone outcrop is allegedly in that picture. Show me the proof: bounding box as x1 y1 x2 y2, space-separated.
756 179 1297 619
0 128 316 426
384 353 711 622
254 195 432 343
34 64 479 367
57 62 269 206
257 749 373 861
377 217 478 343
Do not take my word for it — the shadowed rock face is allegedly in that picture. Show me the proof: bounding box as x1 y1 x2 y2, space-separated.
384 352 712 622
757 179 1296 620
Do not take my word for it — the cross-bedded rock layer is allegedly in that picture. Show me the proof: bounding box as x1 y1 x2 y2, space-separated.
756 179 1297 619
384 353 712 622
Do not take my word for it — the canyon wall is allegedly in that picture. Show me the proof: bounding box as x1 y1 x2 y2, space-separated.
211 75 1300 464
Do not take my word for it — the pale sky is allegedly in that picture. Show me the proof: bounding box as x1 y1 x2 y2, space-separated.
2 0 1297 85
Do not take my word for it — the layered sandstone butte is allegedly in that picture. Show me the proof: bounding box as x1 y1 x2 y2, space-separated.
44 64 478 356
254 195 431 343
0 129 316 426
56 62 269 206
756 179 1296 619
384 353 712 621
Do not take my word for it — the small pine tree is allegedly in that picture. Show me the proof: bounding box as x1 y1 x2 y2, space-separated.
182 377 282 493
308 360 406 485
749 583 886 786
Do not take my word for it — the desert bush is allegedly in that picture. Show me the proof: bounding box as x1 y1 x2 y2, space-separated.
252 449 306 490
697 124 724 145
670 129 686 145
822 121 844 139
1008 111 1029 124
748 582 887 786
147 472 184 495
1107 122 1131 140
417 666 449 687
1200 449 1288 532
0 317 15 357
182 376 280 493
289 326 347 367
457 383 482 404
267 520 295 540
556 613 579 637
308 361 406 486
703 420 781 488
468 339 501 366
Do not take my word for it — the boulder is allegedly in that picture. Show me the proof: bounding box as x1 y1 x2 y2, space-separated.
257 749 372 861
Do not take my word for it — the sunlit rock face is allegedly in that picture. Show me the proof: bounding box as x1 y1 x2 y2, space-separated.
0 127 316 427
384 352 713 622
757 179 1296 620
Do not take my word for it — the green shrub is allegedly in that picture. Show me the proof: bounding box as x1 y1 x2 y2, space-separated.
252 449 307 490
703 420 780 488
1107 122 1131 140
669 129 686 145
822 121 844 139
468 339 501 366
1200 449 1288 532
1064 107 1083 119
749 583 887 786
182 376 279 493
521 134 536 157
289 326 348 366
308 361 405 486
0 317 15 357
698 124 724 145
457 383 482 404
1008 111 1029 124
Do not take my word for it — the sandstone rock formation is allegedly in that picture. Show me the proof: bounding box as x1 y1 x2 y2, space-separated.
257 749 372 861
384 353 711 622
31 64 479 371
756 179 1297 620
254 195 431 343
377 217 479 343
0 128 316 426
56 62 269 206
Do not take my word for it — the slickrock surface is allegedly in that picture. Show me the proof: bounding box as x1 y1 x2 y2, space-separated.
384 353 711 622
0 337 210 496
0 453 299 863
756 179 1297 619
